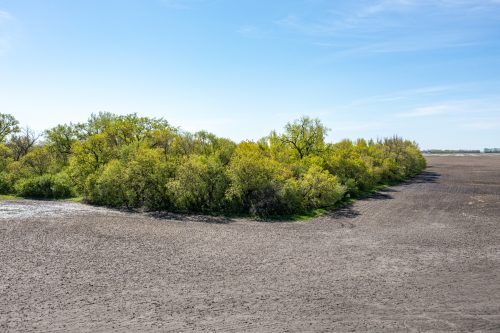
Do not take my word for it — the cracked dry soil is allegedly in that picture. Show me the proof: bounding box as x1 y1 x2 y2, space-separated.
1 155 500 332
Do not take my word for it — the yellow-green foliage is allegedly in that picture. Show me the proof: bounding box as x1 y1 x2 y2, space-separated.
226 142 288 215
167 154 229 212
299 165 346 210
0 112 426 216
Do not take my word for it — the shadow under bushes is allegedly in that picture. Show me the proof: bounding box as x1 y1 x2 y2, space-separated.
326 206 361 219
368 191 393 200
316 169 442 224
378 187 398 192
320 206 360 228
148 211 233 224
402 170 441 185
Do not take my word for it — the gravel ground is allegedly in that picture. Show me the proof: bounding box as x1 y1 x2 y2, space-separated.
1 155 499 332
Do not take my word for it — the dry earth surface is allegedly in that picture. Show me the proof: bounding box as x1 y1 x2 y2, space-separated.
1 155 500 332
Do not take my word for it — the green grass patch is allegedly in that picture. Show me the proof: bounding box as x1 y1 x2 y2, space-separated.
0 194 83 202
261 208 328 222
64 196 84 203
290 208 328 221
0 194 18 199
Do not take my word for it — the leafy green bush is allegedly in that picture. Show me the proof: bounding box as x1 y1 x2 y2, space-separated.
299 165 346 209
86 160 128 207
167 155 229 213
14 173 74 199
85 149 173 209
226 142 289 216
123 148 172 209
278 178 303 214
0 172 11 194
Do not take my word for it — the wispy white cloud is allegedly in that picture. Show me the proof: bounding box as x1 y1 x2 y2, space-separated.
361 0 500 16
276 0 500 55
361 0 419 16
397 98 500 118
319 38 481 58
344 84 464 107
398 105 450 118
371 85 462 102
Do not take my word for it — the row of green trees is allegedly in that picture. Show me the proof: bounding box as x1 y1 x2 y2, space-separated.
0 112 426 217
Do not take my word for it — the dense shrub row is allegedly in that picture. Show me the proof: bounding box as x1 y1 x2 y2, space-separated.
0 112 426 216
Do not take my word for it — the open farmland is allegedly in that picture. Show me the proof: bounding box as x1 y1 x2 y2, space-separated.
1 155 500 332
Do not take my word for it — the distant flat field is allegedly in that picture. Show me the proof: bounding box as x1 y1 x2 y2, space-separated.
1 155 500 332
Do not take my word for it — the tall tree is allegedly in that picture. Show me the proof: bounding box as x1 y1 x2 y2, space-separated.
45 124 78 164
279 116 329 159
0 113 20 143
8 127 39 161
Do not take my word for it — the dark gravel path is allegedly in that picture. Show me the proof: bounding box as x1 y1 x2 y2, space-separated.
1 155 499 332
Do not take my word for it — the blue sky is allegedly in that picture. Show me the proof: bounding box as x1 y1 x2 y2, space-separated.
0 0 499 149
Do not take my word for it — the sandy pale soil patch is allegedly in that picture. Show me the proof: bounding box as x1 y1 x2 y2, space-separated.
1 155 500 332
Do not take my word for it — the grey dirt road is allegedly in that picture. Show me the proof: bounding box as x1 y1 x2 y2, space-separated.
1 155 500 332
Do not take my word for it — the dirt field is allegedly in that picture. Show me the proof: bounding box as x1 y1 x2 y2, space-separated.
1 155 500 332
